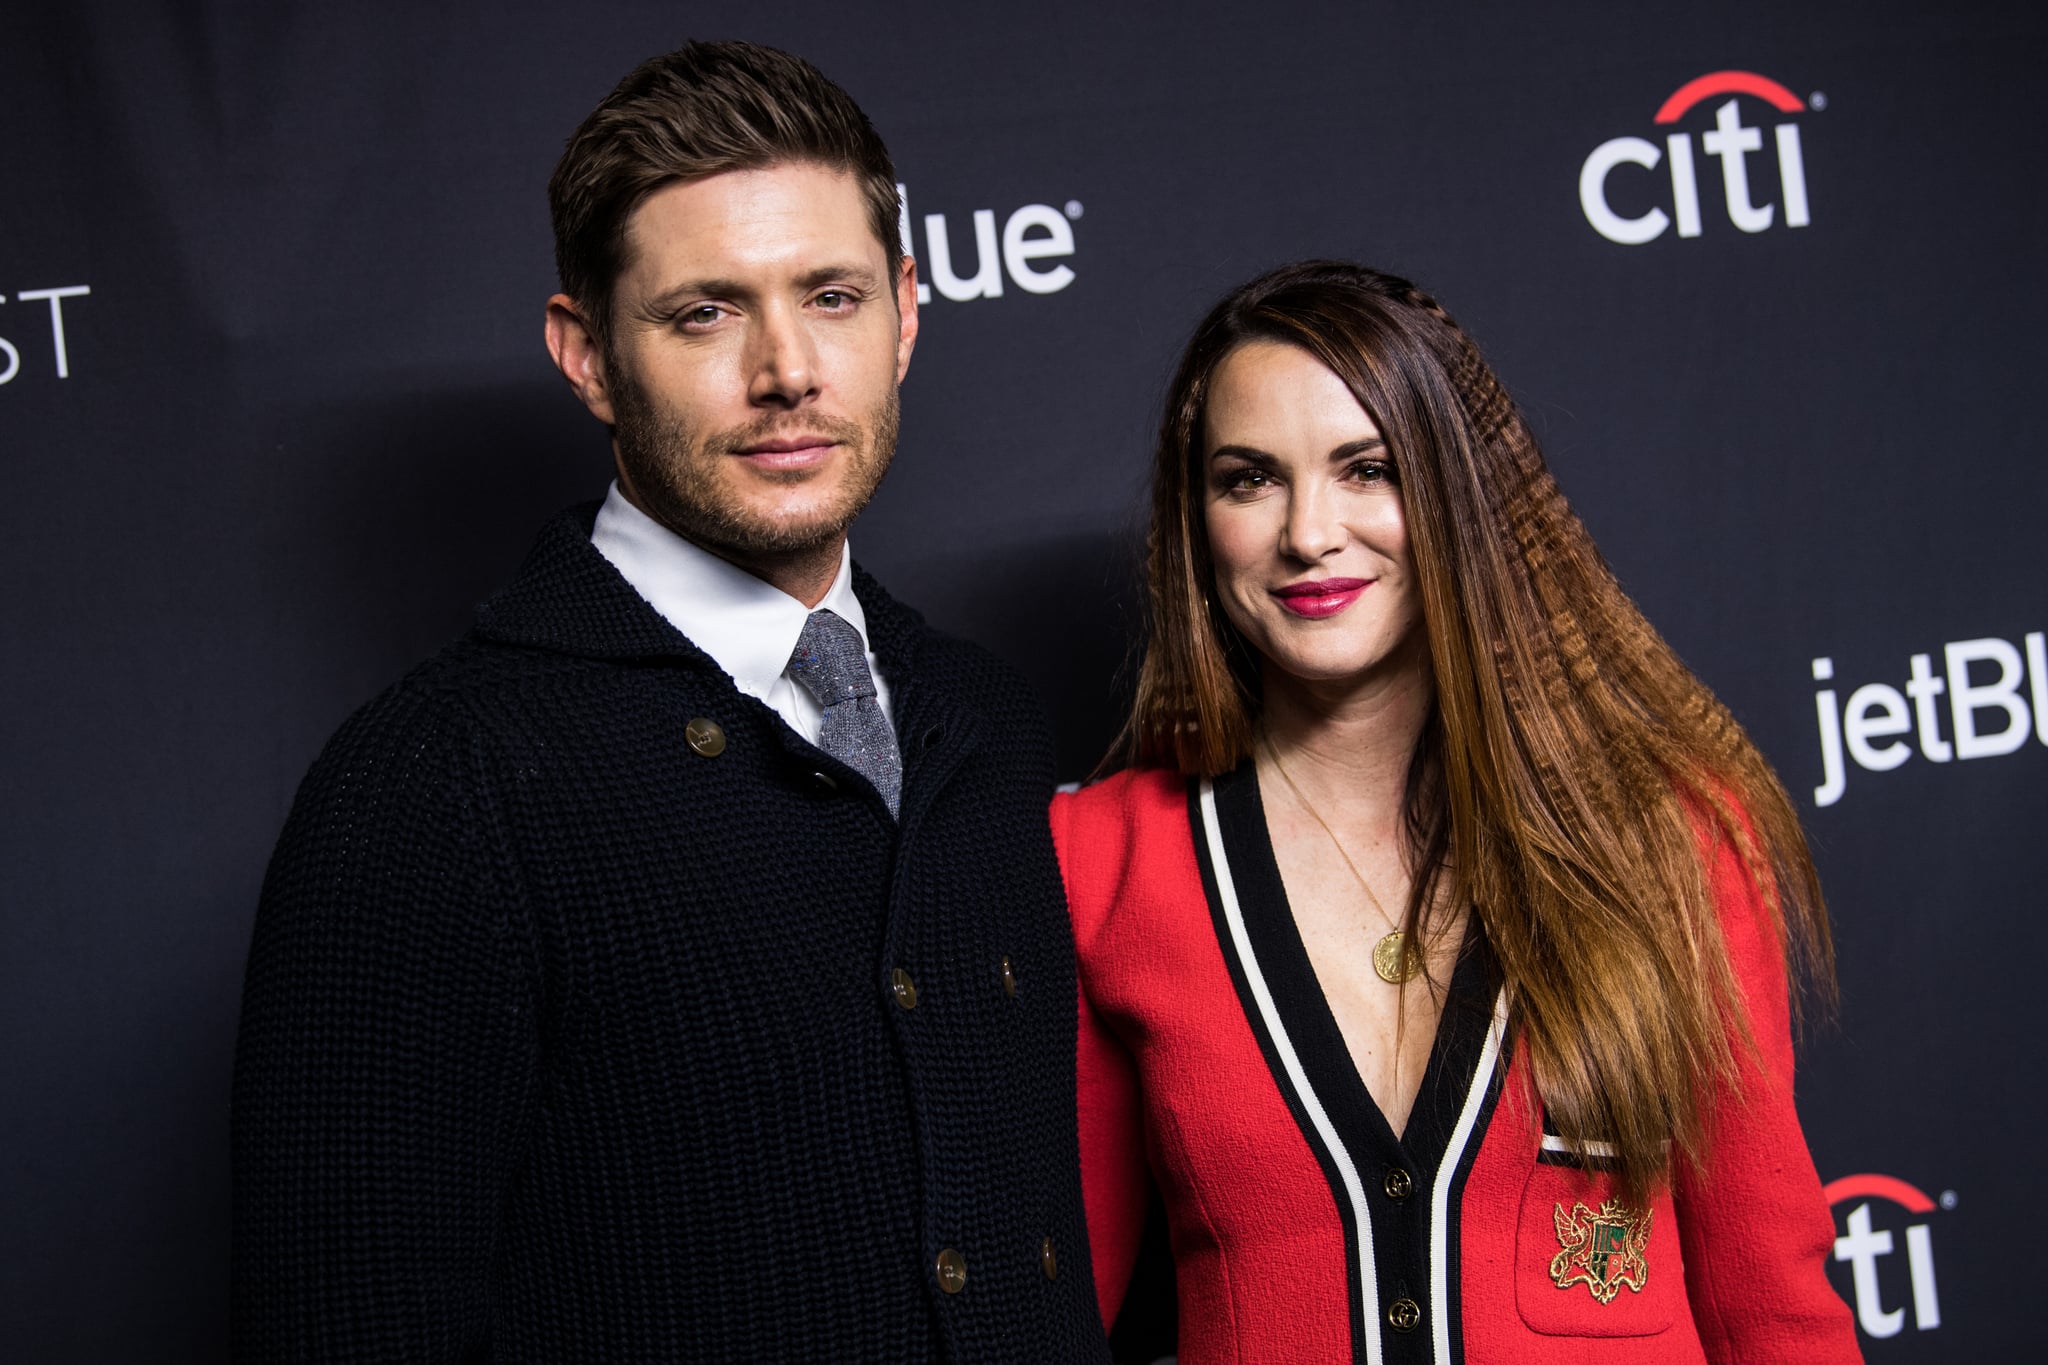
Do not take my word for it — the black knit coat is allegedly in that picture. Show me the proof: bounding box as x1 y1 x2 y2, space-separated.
232 507 1111 1363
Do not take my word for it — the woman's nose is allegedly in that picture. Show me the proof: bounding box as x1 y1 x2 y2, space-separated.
1280 483 1346 561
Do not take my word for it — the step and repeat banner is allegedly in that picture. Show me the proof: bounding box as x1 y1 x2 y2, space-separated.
2 2 2040 1359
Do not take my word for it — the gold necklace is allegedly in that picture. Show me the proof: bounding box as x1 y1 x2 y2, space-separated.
1262 735 1420 985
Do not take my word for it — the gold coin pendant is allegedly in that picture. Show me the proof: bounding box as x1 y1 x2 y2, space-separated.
1372 930 1418 984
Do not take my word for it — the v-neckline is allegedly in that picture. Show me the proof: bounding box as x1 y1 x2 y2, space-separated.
1210 761 1499 1181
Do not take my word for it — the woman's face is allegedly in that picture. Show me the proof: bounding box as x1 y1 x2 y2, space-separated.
1202 340 1425 691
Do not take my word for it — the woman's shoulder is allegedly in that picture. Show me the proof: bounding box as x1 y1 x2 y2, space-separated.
1691 799 1798 1046
1052 764 1186 823
1051 766 1196 857
1050 766 1201 936
1681 792 1784 979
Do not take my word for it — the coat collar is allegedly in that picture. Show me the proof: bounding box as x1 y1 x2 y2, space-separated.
473 503 929 683
472 502 985 827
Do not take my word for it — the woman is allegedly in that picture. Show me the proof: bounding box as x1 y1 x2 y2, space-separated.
1053 262 1860 1364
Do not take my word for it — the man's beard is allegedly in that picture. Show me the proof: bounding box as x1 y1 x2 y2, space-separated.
609 364 900 561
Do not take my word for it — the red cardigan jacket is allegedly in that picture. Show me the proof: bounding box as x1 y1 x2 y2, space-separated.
1053 766 1860 1365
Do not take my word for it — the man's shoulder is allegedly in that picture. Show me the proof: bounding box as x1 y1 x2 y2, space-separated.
908 620 1032 700
855 568 1043 714
312 499 702 759
293 642 504 803
311 613 654 785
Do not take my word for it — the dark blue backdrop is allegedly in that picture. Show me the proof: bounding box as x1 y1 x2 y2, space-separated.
3 2 2042 1358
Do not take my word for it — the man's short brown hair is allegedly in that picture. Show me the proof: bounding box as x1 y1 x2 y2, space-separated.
549 40 901 348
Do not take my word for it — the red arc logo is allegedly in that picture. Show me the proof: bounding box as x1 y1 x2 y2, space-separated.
1824 1173 1936 1213
1655 71 1803 123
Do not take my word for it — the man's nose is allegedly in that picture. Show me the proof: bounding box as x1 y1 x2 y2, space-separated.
747 304 819 407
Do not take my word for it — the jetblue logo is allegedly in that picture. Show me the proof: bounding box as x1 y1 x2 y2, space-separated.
1580 70 1815 245
896 185 1080 303
1810 631 2047 807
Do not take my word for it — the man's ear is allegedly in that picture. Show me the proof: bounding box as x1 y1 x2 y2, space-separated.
893 256 921 383
545 294 617 425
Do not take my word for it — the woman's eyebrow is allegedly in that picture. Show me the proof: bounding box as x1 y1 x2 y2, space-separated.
1206 438 1386 463
1207 444 1278 464
1328 437 1387 460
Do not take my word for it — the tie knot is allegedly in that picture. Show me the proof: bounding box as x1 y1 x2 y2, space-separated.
788 609 877 706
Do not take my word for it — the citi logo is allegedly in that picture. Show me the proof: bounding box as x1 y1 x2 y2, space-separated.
1579 70 1815 245
1810 631 2047 807
896 184 1080 304
1826 1173 1948 1338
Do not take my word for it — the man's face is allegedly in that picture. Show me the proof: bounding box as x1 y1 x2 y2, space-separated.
594 163 917 564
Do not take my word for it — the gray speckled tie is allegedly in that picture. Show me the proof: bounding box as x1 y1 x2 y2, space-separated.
786 608 901 817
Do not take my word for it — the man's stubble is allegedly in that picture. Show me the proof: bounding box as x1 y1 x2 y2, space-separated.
608 357 901 563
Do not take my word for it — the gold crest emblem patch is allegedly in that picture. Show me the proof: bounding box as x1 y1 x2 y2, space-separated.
1549 1198 1652 1303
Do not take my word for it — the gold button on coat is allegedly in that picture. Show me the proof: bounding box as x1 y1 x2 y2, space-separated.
890 968 918 1010
1387 1297 1421 1332
684 718 725 757
1040 1236 1058 1280
1384 1167 1414 1200
934 1247 967 1293
1000 956 1018 998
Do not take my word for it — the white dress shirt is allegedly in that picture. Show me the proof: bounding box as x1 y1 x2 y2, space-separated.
589 482 894 746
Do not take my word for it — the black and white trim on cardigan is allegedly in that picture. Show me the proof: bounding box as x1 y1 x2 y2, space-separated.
1190 765 1509 1365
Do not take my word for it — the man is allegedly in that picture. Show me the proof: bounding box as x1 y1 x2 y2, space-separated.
232 41 1111 1363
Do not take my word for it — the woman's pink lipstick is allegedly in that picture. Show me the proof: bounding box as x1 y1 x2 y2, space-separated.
1271 577 1371 619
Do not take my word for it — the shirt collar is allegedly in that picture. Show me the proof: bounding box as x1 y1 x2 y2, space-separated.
588 481 871 702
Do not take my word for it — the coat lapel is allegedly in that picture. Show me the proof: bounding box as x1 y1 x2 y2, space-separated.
856 567 987 834
469 506 990 831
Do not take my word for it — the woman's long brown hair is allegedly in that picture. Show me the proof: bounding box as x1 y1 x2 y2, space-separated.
1120 260 1835 1197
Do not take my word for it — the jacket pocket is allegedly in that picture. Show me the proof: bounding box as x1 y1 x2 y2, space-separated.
1514 1139 1682 1337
